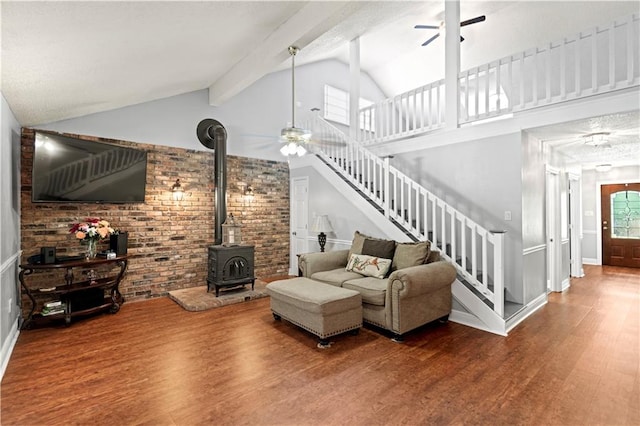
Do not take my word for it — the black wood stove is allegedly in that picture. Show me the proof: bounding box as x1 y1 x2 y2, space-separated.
197 118 255 297
207 245 255 297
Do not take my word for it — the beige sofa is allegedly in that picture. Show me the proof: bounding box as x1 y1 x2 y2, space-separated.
298 231 457 341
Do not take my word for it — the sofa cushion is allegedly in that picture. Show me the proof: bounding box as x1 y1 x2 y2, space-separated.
346 254 392 279
310 268 363 287
392 241 431 270
348 230 368 259
362 238 396 260
343 277 388 306
425 249 441 264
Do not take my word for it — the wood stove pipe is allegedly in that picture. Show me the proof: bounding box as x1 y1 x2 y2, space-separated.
197 119 227 245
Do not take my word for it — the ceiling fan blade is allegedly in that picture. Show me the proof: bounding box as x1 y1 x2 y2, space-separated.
414 24 439 29
309 139 346 147
422 33 440 46
460 15 486 27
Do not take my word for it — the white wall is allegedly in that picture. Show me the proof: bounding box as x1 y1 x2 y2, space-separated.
581 165 640 263
1 91 22 379
38 59 386 162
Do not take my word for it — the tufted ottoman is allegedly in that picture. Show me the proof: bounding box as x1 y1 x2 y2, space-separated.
266 277 362 347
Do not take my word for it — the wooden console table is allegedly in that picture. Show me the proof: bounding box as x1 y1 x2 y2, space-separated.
19 256 128 329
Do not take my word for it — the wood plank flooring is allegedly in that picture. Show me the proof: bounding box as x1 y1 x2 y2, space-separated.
1 266 638 425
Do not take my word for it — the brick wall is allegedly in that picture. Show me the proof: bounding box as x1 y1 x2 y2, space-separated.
20 128 290 306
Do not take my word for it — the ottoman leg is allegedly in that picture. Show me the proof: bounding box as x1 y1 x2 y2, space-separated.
391 334 405 343
317 338 332 349
272 312 281 321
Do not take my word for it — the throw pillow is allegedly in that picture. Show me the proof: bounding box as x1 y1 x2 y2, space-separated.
348 230 369 259
392 241 431 270
346 254 392 279
362 238 396 260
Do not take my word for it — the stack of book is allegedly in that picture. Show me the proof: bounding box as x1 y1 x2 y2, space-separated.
41 300 65 316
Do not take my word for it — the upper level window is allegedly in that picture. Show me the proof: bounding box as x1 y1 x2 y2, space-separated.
323 85 375 131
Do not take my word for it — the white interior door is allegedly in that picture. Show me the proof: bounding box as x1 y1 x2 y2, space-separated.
290 177 309 275
546 167 562 292
568 173 584 277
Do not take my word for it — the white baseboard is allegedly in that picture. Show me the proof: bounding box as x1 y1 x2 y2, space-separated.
449 310 507 337
1 317 20 380
561 278 571 292
582 258 599 265
505 293 547 334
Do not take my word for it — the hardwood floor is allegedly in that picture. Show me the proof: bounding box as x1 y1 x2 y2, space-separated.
1 266 638 425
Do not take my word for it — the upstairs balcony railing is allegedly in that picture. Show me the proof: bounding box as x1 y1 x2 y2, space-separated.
357 13 639 145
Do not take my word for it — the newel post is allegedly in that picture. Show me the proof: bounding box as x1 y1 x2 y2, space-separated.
383 156 391 218
490 230 506 317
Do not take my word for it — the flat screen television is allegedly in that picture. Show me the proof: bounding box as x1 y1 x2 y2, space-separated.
31 131 147 203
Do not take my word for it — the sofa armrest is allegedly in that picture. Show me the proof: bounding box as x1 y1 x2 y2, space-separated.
385 260 457 335
388 260 457 298
298 249 350 278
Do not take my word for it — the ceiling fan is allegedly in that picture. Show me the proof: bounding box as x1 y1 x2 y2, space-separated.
415 15 486 47
280 46 312 157
274 46 346 156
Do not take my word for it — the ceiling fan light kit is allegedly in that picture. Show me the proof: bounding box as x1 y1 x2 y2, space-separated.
595 164 613 172
280 45 311 157
583 132 611 147
280 141 307 157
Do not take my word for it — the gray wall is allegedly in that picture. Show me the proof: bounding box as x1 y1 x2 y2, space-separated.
581 165 640 262
290 165 392 251
39 59 386 162
1 91 22 377
392 132 524 302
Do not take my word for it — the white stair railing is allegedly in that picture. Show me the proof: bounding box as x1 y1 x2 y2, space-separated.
357 13 639 143
307 115 505 317
357 79 445 145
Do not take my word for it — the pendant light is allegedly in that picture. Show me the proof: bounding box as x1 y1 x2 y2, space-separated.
280 46 311 157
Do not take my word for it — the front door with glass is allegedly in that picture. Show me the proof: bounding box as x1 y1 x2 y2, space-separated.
601 183 640 268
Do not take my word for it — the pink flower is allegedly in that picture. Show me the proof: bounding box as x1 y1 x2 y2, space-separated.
69 218 117 241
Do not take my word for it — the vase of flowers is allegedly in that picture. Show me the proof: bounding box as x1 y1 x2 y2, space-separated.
69 218 116 259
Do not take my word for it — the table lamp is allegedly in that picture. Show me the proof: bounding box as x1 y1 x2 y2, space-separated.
311 215 334 252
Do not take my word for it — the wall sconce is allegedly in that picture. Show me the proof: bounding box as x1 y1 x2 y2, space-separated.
311 215 334 252
171 179 184 201
244 185 255 201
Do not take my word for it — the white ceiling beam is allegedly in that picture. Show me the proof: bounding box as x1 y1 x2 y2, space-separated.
208 1 363 106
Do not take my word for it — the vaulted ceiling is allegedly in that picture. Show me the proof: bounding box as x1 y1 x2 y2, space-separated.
1 0 638 166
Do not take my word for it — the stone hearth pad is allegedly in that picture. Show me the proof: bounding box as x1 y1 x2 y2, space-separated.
168 280 268 312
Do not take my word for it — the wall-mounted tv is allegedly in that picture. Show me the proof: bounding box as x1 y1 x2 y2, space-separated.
31 131 147 203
